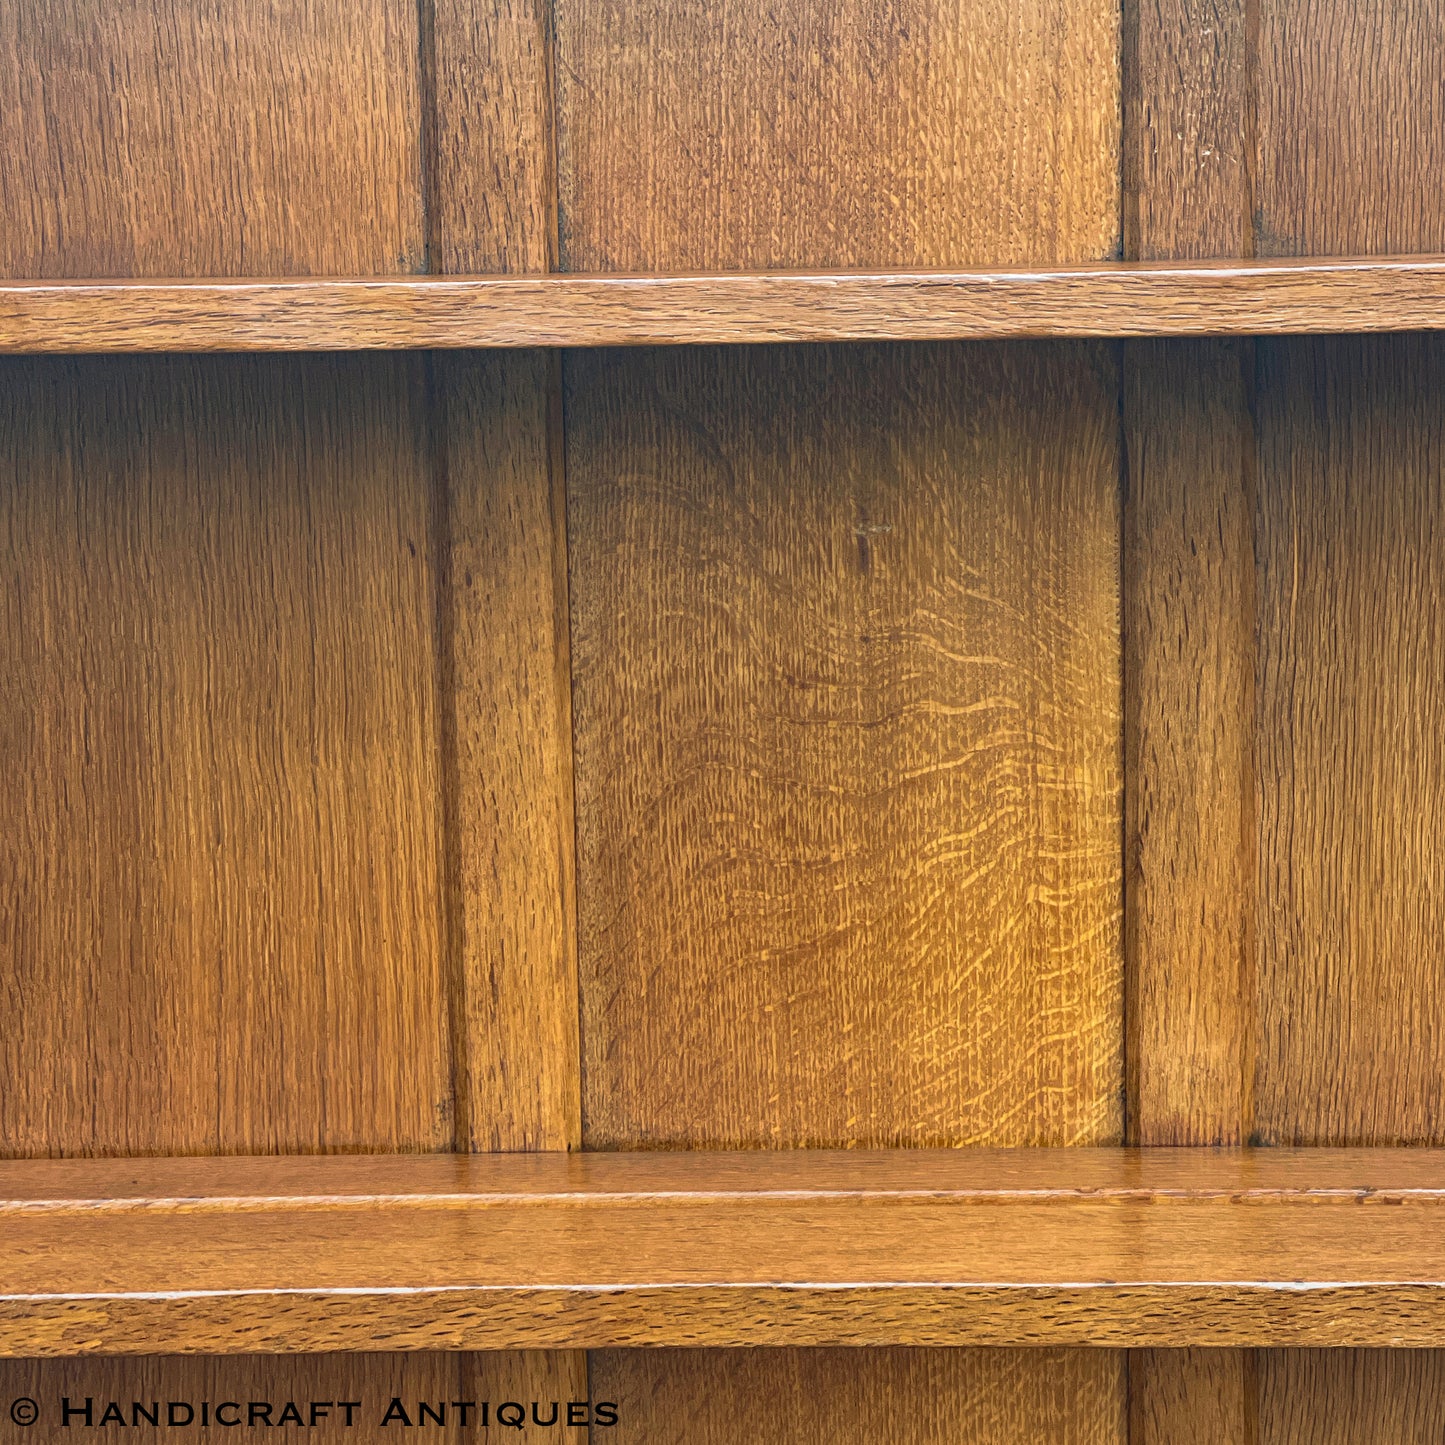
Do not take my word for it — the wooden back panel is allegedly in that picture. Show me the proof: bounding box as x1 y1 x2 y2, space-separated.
567 340 1122 1153
1 1 1126 1440
555 0 1120 270
1128 2 1445 1440
0 1 425 277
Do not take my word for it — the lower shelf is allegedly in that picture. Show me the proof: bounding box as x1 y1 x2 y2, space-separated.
7 1148 1445 1355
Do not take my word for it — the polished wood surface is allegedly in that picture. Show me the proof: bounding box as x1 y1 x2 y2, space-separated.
1125 339 1257 1150
10 1146 1445 1205
554 0 1120 271
1255 335 1445 1146
438 351 579 1156
9 1150 1445 1354
8 0 1445 1435
595 1350 1125 1445
567 342 1121 1150
0 1 425 278
12 258 1445 351
552 0 1127 1433
0 356 450 1156
1257 0 1445 257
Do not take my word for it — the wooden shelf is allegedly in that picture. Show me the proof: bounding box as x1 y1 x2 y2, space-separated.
5 257 1445 352
8 1147 1445 1355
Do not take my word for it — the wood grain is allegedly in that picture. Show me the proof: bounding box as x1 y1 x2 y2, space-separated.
1259 1351 1445 1444
1131 1349 1258 1445
10 1149 1445 1353
554 0 1120 270
567 341 1122 1150
1123 13 1258 1434
1256 335 1445 1146
11 1146 1445 1209
1125 0 1252 260
424 6 581 1422
16 258 1445 351
1256 0 1445 256
1125 339 1257 1149
593 1349 1126 1445
0 355 450 1157
436 350 579 1156
427 0 555 273
0 0 425 278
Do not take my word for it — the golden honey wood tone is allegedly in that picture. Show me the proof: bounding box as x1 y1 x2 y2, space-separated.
8 1150 1445 1356
595 1350 1125 1445
566 341 1122 1153
553 0 1119 272
9 258 1445 352
0 0 426 278
1123 5 1259 1435
556 3 1127 1432
0 355 452 1158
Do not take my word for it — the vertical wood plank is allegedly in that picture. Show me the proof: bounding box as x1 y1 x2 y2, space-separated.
1124 339 1257 1150
0 354 451 1158
594 1349 1127 1445
1248 2 1445 1410
1255 335 1445 1147
555 0 1121 271
1259 1351 1445 1445
436 350 580 1155
0 0 425 278
425 5 582 1433
427 0 555 273
568 342 1123 1153
1124 0 1252 261
1130 1349 1258 1445
1123 4 1257 1438
1256 0 1445 256
569 340 1124 1439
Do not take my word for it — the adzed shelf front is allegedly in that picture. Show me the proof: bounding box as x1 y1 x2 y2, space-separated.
5 257 1445 351
7 1148 1445 1355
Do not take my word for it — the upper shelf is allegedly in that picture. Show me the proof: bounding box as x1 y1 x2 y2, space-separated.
8 1146 1445 1355
6 257 1445 352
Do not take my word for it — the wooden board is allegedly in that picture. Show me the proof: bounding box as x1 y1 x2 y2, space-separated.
1123 7 1258 1436
1130 1349 1257 1445
437 351 579 1155
427 0 555 273
0 0 424 278
567 341 1122 1150
567 335 1122 1440
1257 0 1445 256
554 0 1120 270
10 1149 1445 1354
0 354 450 1157
569 335 1121 1433
1255 334 1445 1145
1124 338 1257 1149
1259 1351 1445 1444
11 1144 1445 1206
1124 0 1251 261
593 1350 1125 1445
17 258 1445 351
424 7 584 1427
